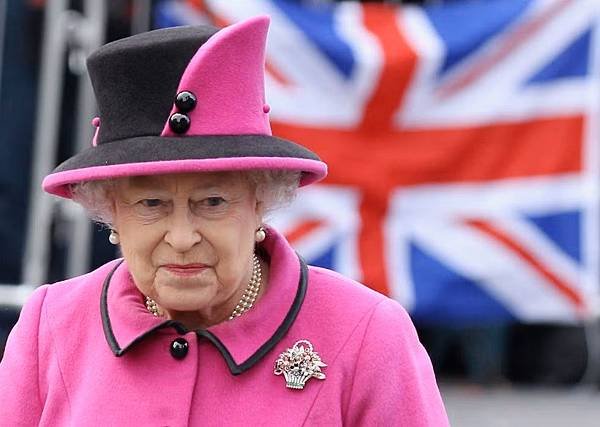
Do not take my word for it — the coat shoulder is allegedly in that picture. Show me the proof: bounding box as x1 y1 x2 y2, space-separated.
300 266 448 426
42 259 122 315
307 265 401 318
301 265 414 350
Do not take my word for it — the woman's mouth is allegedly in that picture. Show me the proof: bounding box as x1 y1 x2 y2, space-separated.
163 264 208 276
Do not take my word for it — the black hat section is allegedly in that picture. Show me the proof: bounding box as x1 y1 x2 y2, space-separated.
52 134 321 174
87 26 218 145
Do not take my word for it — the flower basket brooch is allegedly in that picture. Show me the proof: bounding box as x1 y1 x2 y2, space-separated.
274 340 327 390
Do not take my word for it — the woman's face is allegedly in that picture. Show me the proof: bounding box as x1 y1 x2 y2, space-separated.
111 172 262 326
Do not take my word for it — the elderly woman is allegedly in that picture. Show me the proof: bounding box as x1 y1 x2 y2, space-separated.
0 16 448 426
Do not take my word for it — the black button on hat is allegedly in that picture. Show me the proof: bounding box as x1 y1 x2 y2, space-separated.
170 338 189 360
175 91 197 112
169 113 191 134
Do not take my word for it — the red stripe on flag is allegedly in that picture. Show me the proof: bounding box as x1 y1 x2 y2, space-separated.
187 0 228 27
354 4 419 295
272 115 583 186
285 220 324 244
185 0 202 9
358 191 390 296
466 219 585 313
361 5 418 132
266 61 292 86
437 0 572 98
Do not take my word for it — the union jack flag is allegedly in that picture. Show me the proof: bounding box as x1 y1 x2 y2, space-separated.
156 0 600 324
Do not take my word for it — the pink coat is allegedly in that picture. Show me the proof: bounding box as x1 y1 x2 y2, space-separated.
0 229 448 426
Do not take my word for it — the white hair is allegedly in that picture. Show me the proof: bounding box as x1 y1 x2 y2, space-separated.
69 170 301 227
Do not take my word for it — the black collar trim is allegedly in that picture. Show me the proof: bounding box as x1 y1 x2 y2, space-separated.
100 255 308 374
100 260 185 356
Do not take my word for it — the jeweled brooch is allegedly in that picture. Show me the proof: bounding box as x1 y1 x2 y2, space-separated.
274 340 327 390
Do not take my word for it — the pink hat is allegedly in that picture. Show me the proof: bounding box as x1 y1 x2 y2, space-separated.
43 16 327 198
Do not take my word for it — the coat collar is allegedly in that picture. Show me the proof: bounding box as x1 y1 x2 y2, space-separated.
100 228 307 375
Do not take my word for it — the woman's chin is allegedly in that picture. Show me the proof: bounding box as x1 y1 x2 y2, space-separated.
155 286 216 313
154 269 212 291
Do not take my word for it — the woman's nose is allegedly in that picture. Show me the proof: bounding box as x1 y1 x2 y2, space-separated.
164 210 202 252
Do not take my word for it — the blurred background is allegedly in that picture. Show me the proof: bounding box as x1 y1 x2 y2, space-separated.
2 0 600 425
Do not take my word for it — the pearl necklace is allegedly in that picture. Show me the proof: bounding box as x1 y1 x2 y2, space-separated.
144 253 262 321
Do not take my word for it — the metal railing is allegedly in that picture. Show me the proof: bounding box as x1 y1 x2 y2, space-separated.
0 0 151 308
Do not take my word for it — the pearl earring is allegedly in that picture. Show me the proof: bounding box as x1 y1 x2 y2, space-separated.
109 230 120 245
255 226 266 243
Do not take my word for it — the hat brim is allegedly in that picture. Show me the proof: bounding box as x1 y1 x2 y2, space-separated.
43 135 327 198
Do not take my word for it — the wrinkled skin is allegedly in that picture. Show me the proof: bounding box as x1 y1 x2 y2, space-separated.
112 172 265 329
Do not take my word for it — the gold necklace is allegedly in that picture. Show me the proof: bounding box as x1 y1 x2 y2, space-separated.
144 253 262 321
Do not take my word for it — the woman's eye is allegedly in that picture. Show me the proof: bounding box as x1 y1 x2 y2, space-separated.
204 197 225 207
140 199 162 208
